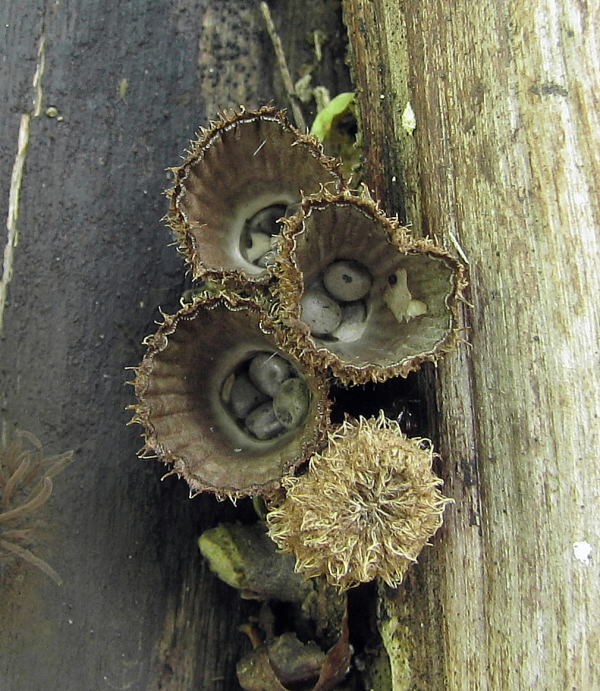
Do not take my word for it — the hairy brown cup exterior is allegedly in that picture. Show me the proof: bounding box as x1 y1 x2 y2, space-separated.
167 106 343 287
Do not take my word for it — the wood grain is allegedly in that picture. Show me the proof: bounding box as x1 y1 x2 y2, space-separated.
343 0 600 689
0 1 349 689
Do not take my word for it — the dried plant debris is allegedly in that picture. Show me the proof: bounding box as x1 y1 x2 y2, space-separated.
237 631 325 691
0 430 73 585
267 412 451 590
166 106 343 287
198 520 352 690
237 612 351 691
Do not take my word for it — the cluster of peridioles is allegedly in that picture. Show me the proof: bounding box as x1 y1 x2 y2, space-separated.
129 105 467 577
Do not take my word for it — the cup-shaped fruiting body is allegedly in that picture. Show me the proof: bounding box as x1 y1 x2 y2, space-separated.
167 106 343 286
266 412 451 590
130 294 330 499
272 190 467 384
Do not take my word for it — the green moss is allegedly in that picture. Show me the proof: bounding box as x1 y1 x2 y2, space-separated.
198 524 247 590
198 522 314 602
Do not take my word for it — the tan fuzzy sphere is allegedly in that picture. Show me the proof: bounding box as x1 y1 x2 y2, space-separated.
266 412 451 590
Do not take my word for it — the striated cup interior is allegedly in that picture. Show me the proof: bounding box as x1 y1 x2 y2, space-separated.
132 295 330 497
168 108 342 282
276 196 465 382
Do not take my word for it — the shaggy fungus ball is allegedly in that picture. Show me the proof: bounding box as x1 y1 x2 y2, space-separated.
266 412 450 590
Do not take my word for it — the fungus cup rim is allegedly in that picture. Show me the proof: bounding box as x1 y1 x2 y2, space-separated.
270 188 468 385
165 105 344 288
129 292 331 500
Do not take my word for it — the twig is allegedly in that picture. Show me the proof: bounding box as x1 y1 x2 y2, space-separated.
259 2 307 132
448 230 470 265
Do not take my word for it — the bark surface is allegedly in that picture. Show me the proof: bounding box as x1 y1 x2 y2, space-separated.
343 0 600 689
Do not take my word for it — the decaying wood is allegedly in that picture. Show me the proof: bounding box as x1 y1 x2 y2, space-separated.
3 0 596 687
0 2 351 690
343 0 600 689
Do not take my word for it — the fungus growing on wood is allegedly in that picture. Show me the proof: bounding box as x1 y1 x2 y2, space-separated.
130 293 330 499
271 189 466 384
266 412 450 590
166 106 343 286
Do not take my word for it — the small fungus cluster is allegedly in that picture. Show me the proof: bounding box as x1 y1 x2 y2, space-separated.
130 106 466 590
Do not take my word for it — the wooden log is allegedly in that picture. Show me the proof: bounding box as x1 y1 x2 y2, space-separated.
343 0 600 689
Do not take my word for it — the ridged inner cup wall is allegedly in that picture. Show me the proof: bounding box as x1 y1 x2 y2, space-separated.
274 192 466 384
167 107 343 285
131 295 330 499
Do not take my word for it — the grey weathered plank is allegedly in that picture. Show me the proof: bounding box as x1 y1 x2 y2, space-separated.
0 1 350 689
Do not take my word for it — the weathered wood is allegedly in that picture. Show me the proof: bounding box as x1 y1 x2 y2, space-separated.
343 0 600 689
0 1 349 689
6 0 596 688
